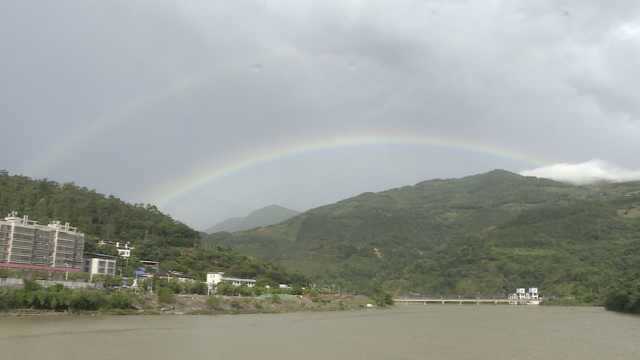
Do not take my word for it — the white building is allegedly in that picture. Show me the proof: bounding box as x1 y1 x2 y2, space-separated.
510 287 541 304
98 240 134 259
84 256 117 278
161 271 196 283
115 242 134 258
206 272 256 294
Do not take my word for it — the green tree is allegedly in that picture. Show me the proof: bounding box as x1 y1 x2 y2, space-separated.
157 288 175 304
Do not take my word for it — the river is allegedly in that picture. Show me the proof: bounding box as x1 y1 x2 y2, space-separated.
1 306 638 360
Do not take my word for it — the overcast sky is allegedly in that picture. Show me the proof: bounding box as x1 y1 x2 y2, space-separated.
2 1 640 229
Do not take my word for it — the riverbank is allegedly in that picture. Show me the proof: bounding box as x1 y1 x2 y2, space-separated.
149 293 373 315
0 293 374 317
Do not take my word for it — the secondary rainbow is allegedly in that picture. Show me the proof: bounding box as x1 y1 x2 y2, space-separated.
146 132 549 206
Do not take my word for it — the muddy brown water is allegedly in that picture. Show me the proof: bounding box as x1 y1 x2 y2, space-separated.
1 305 638 360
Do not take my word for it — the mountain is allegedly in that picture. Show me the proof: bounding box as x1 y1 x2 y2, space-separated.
206 217 245 233
0 173 199 248
204 170 640 302
0 173 306 285
206 205 300 233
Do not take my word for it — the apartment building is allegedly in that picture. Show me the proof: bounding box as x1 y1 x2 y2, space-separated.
0 213 85 272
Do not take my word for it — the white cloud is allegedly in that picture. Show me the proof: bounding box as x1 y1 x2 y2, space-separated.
521 160 640 185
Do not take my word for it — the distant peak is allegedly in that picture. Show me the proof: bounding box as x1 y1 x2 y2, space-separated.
484 169 520 176
206 205 300 234
263 204 295 211
250 204 299 214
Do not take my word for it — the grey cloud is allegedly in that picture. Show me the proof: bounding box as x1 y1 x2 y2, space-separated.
522 160 640 184
1 0 639 228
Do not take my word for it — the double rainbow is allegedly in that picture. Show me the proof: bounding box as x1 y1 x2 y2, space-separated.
145 132 548 206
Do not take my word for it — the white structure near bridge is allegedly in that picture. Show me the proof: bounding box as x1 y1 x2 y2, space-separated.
508 287 539 304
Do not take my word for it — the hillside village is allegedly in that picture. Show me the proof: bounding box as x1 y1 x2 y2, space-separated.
0 212 296 294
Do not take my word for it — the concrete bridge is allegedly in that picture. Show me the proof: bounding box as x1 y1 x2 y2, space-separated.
394 298 517 305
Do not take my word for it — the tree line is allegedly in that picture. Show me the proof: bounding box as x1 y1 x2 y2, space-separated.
0 280 136 312
605 276 640 314
0 173 198 247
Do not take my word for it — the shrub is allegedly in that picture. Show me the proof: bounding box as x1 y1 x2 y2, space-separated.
0 269 10 278
370 287 394 307
31 271 49 280
165 280 184 294
216 282 239 296
253 287 264 296
157 287 175 304
108 292 135 309
605 291 630 312
92 275 122 288
187 282 208 295
67 272 90 282
605 289 640 314
0 289 11 310
0 285 137 312
23 279 42 292
291 286 304 296
138 279 152 291
70 290 108 311
48 290 72 311
238 286 254 297
307 289 321 303
206 296 223 310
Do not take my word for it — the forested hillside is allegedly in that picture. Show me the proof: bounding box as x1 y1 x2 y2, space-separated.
206 170 640 302
0 173 305 285
0 173 198 247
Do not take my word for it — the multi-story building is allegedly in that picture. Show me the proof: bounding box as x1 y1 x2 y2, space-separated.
84 254 117 277
0 213 85 272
